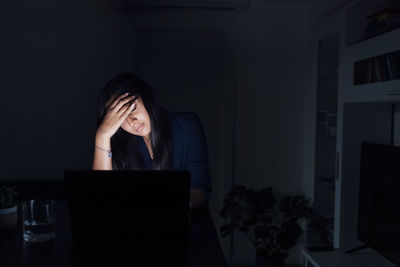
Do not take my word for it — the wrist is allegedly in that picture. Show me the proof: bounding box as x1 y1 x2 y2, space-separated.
95 133 111 149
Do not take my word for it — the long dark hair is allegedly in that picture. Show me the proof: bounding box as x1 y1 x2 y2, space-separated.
97 73 173 170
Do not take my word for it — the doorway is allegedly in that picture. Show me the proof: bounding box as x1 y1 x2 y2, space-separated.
134 29 230 228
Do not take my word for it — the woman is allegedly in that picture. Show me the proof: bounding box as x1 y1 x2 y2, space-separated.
93 73 211 209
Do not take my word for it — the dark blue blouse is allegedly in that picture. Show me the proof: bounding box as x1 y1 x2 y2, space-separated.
137 112 211 202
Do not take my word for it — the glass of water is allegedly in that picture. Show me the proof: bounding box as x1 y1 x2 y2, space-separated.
22 199 56 242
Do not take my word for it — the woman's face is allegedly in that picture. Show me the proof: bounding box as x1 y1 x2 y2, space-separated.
121 97 151 138
112 94 151 138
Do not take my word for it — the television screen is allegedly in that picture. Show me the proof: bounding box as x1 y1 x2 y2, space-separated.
358 142 400 251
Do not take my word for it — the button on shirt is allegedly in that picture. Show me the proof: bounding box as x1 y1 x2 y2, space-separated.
137 112 211 202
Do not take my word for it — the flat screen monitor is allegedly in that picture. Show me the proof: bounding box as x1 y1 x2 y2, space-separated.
358 142 400 251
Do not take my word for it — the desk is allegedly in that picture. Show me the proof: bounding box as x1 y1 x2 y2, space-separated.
0 182 226 267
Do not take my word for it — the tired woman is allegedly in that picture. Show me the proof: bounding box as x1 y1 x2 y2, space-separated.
92 73 211 209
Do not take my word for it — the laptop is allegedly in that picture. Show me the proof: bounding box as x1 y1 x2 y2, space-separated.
64 170 190 267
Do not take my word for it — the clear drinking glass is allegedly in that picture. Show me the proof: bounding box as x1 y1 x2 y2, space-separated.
22 199 55 242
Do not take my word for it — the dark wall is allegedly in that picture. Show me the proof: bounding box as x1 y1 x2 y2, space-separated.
0 0 131 180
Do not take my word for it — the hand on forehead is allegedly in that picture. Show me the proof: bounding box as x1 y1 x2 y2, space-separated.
105 93 138 109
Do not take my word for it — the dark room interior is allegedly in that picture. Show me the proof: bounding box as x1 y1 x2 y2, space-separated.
1 0 400 266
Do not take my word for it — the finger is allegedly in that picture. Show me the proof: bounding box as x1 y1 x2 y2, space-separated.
106 94 122 109
114 95 136 113
120 101 136 119
105 94 118 109
117 99 137 117
108 93 130 110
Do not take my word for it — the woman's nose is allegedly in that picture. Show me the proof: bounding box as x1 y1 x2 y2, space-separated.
126 114 137 125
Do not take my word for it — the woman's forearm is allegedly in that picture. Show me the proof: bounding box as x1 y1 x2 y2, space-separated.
92 133 113 170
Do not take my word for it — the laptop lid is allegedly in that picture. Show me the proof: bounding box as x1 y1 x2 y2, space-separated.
64 170 190 267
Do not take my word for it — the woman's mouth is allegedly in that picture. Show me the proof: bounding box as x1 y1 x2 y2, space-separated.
136 122 144 132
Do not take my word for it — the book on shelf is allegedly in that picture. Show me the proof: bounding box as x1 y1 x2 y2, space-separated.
365 18 400 38
366 1 400 19
354 50 400 85
364 1 400 39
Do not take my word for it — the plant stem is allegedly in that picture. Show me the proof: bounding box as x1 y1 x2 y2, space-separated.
244 231 258 249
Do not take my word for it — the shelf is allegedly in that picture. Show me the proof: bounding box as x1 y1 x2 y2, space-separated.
317 176 335 189
354 49 400 85
317 126 337 136
354 66 399 86
344 28 400 60
302 248 397 267
317 110 337 135
340 79 400 103
317 133 337 138
338 27 400 103
310 0 400 259
345 0 398 46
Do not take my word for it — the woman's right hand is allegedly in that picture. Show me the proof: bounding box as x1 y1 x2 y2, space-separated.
96 93 137 140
